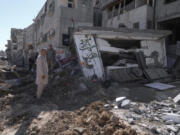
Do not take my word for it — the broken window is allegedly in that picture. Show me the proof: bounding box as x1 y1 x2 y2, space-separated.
36 19 40 29
40 14 45 26
62 34 70 46
68 0 74 8
147 20 152 29
48 1 55 16
114 4 119 16
133 22 139 29
42 33 48 42
13 45 18 50
45 2 48 13
107 7 113 19
148 0 153 6
125 0 135 11
165 0 177 4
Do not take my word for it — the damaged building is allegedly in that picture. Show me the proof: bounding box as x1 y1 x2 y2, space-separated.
155 0 180 71
33 0 94 52
6 0 95 65
101 0 155 29
9 28 25 66
73 27 171 81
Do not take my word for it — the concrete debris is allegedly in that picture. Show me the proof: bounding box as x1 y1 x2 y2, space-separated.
111 96 180 134
115 96 126 102
166 125 179 132
1 59 180 135
173 93 180 103
162 113 180 124
121 99 131 108
73 127 87 134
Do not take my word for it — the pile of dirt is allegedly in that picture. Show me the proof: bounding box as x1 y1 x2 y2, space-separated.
25 101 140 135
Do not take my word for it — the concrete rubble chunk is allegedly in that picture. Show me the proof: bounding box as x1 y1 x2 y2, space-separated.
173 93 180 103
162 113 180 124
165 120 175 125
114 105 118 109
121 99 131 108
115 97 126 102
150 127 162 134
170 132 175 135
127 118 134 124
74 127 87 134
104 104 110 109
166 125 179 133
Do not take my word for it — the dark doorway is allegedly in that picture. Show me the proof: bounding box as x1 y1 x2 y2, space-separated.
158 17 180 45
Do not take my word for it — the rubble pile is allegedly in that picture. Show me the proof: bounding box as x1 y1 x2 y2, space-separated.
24 101 140 135
111 97 180 135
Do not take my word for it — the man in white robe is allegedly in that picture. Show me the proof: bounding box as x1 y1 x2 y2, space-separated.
36 49 48 99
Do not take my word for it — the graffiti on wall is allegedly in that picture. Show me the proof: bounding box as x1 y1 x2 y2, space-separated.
79 36 98 69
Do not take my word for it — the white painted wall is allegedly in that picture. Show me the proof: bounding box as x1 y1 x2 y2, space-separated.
141 39 167 67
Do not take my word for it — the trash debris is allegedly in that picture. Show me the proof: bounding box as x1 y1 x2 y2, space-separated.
145 82 176 90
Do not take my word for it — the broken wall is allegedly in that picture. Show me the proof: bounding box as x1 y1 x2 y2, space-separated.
141 39 167 67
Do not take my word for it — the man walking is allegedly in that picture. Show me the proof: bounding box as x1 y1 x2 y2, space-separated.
36 48 48 99
47 44 56 72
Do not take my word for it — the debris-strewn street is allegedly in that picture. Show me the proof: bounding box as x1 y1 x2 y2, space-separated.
1 0 180 135
1 60 180 135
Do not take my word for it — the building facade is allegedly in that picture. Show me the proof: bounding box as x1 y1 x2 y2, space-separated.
101 0 155 29
33 0 93 50
6 0 94 66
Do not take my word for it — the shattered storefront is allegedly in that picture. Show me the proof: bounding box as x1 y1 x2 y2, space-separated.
73 27 171 81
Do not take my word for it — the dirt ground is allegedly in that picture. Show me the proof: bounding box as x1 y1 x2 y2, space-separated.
0 61 180 135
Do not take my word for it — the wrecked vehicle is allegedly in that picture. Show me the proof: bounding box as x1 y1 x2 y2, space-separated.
73 27 171 82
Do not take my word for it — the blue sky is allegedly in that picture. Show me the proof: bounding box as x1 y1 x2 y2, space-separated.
0 0 46 51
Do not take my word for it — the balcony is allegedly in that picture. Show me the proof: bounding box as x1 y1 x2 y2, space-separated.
102 0 119 9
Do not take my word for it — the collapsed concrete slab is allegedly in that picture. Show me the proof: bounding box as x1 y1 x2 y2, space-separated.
73 27 171 81
162 113 180 124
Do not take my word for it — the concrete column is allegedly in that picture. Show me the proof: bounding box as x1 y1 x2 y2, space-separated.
118 2 122 19
118 2 121 15
123 0 126 12
147 0 150 5
152 0 155 7
111 6 115 18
